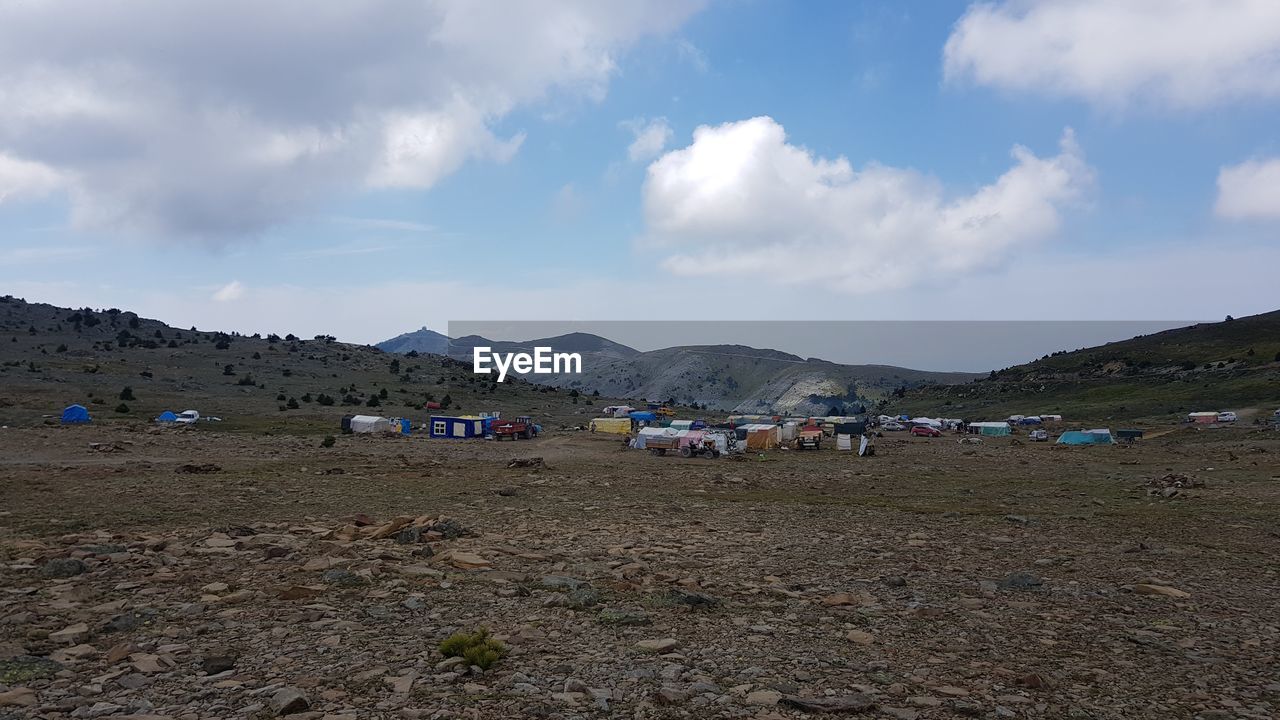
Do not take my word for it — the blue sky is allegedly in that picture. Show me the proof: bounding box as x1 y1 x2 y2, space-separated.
2 0 1278 352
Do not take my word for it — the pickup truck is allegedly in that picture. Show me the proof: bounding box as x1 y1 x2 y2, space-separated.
1029 429 1049 442
492 416 537 440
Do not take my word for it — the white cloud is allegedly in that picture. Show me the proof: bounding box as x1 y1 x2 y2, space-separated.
0 153 64 204
1216 157 1280 220
624 117 674 162
0 1 704 243
642 116 1092 292
211 280 246 302
551 183 585 224
944 0 1280 108
0 245 95 266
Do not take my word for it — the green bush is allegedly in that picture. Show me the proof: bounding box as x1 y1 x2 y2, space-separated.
320 435 336 448
114 403 130 414
438 628 506 670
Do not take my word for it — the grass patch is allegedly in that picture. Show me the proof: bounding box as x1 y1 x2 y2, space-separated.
439 628 506 670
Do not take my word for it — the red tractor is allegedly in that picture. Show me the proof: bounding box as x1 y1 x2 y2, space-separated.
493 416 537 440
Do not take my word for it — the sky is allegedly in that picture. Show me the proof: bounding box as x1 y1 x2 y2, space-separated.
2 0 1279 359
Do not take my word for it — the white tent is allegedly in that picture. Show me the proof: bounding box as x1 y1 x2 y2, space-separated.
911 417 942 428
349 415 395 434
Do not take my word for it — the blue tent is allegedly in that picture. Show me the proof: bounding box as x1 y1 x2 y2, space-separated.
61 404 91 424
629 411 658 423
1056 429 1114 445
156 411 178 423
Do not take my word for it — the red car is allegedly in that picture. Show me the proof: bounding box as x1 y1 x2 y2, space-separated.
910 425 941 437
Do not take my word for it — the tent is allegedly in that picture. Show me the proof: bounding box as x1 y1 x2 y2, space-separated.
156 411 178 423
430 416 485 438
969 421 1011 437
61 404 91 424
1188 412 1219 424
739 423 781 450
911 417 943 428
1056 429 1115 445
589 417 632 435
835 421 867 436
602 405 634 417
349 415 396 434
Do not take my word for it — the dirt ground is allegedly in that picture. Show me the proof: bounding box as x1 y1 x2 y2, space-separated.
1 424 1278 720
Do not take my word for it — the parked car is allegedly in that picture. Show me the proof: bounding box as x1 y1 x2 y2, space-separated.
1029 429 1049 442
174 410 200 425
910 425 941 437
881 421 906 431
1217 411 1238 423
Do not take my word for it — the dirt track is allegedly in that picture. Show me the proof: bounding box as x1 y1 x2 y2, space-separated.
2 424 1278 719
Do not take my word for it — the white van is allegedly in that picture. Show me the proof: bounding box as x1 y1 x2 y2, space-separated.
174 410 200 425
1217 411 1237 423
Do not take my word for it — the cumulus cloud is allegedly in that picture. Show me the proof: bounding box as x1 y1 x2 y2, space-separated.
1216 158 1280 220
0 1 703 243
0 153 64 204
642 116 1092 292
624 117 674 161
212 281 246 302
943 0 1280 108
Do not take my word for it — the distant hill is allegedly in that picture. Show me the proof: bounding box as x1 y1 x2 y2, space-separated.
377 326 451 355
0 297 643 430
895 311 1280 422
379 329 980 414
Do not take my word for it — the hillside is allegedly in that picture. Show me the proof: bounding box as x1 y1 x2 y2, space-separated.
0 297 648 431
377 326 451 355
380 329 981 414
895 311 1280 422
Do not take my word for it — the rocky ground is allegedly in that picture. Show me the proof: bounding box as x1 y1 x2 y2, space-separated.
2 424 1279 719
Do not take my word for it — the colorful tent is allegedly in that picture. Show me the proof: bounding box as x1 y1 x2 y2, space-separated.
61 404 91 424
589 417 632 435
739 423 781 449
156 411 178 423
1056 429 1115 445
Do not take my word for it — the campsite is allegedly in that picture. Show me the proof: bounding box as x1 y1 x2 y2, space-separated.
2 299 1280 719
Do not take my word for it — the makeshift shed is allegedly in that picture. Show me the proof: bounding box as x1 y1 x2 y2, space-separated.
628 411 658 425
430 416 485 438
1115 429 1144 442
156 411 178 423
589 417 632 435
1057 429 1115 445
61 404 91 424
969 421 1011 437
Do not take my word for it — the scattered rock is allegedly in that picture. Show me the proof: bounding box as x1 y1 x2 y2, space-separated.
39 557 87 578
781 693 877 713
998 571 1043 590
635 638 679 653
270 687 310 715
322 568 366 587
1130 584 1191 598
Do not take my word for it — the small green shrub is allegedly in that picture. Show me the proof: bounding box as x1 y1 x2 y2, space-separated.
439 628 506 670
114 403 130 414
320 435 336 448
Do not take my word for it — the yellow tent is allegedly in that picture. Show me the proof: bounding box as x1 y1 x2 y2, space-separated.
590 417 632 434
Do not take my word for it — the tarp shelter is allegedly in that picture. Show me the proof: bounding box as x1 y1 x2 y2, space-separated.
1188 412 1219 424
603 405 634 417
61 404 90 424
349 415 395 434
1115 429 1144 442
430 416 485 438
628 411 657 425
156 411 178 423
668 420 694 430
1057 429 1115 445
835 421 867 436
589 417 632 435
911 417 942 428
739 423 781 450
969 421 1011 437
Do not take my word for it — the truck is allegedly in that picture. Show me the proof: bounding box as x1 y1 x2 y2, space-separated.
492 416 537 440
795 424 822 450
645 435 720 458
